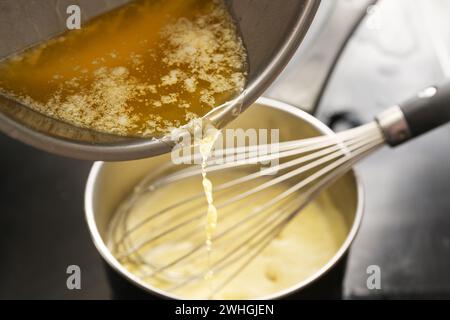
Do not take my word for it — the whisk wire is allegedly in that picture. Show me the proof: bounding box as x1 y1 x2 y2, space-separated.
109 122 386 294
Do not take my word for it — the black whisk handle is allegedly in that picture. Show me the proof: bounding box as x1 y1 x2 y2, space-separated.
376 82 450 146
400 82 450 139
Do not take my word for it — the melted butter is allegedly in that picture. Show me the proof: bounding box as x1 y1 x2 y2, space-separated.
0 0 247 137
198 129 219 253
197 125 220 286
108 168 349 300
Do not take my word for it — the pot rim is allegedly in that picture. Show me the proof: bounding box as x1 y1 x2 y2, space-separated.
84 97 365 300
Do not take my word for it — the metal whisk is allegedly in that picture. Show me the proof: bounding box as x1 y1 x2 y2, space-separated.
108 83 450 296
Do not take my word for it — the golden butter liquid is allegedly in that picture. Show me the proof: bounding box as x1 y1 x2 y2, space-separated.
108 168 349 300
198 127 220 284
0 0 247 137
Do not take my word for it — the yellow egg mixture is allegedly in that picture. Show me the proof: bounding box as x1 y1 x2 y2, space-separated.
0 0 247 137
107 167 349 300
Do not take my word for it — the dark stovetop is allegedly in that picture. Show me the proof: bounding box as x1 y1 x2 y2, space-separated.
1 0 450 300
316 0 450 299
0 136 109 299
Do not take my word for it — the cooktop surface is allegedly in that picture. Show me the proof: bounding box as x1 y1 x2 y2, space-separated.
1 0 450 299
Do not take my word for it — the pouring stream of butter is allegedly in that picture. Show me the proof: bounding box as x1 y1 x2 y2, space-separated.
197 124 220 288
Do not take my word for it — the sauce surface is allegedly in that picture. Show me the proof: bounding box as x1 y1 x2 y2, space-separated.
108 168 349 299
0 0 247 137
